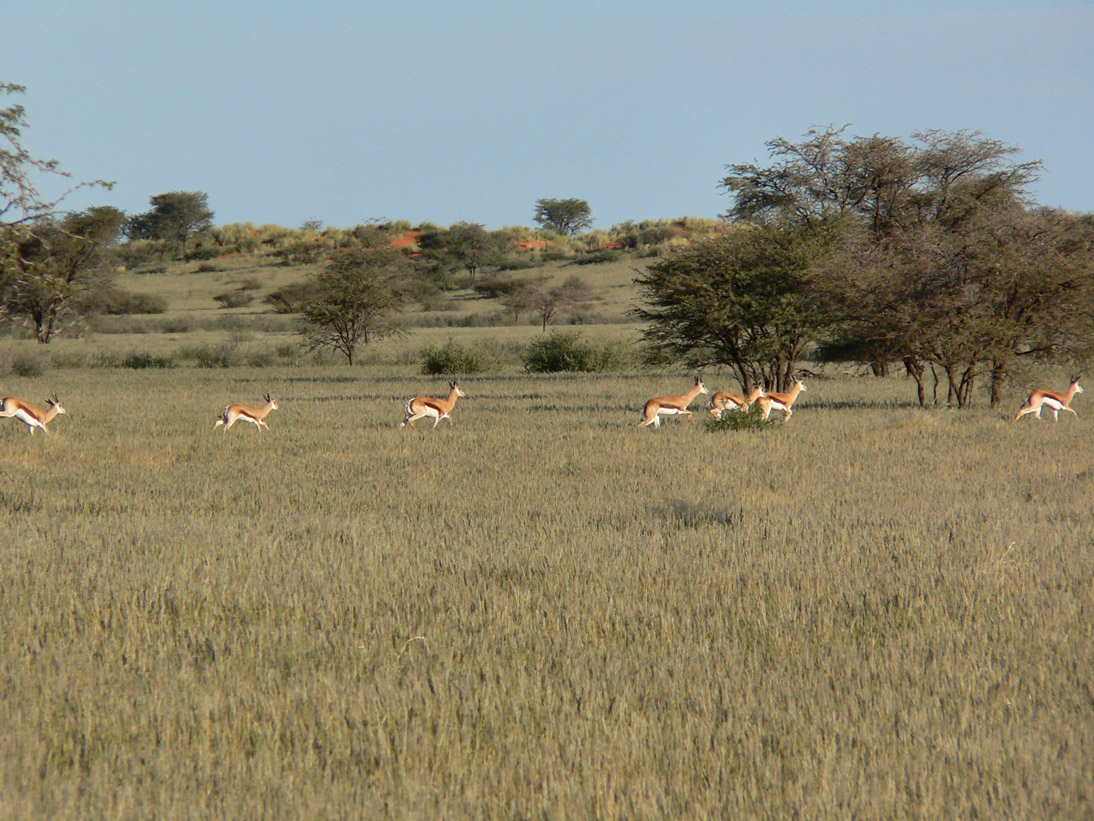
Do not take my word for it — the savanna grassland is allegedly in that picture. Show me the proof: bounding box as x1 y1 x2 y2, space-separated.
1 251 1092 818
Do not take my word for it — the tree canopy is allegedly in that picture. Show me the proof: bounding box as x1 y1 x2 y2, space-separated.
636 125 1094 407
300 248 409 365
127 191 214 254
1 206 127 342
533 198 593 237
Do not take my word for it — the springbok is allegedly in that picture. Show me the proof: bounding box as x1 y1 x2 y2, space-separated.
401 381 465 429
215 393 280 432
709 385 766 419
756 377 807 421
638 377 709 428
1014 376 1083 422
0 394 66 434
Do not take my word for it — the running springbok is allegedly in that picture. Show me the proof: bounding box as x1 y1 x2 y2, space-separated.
214 393 280 432
401 381 465 429
756 377 807 421
638 376 709 428
0 394 66 434
709 385 766 419
1014 376 1083 422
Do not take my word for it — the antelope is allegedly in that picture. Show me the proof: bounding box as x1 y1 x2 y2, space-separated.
638 376 709 428
401 381 465 429
756 377 807 421
1014 376 1083 422
214 393 279 432
0 394 66 434
709 385 766 419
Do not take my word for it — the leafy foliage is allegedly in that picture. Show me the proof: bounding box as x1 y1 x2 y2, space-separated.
127 191 214 255
533 198 593 237
299 248 408 365
522 330 627 373
634 223 832 392
1 206 128 342
705 403 778 432
419 338 492 375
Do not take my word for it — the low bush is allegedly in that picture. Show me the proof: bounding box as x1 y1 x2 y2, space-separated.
419 338 492 375
705 404 778 432
98 289 169 315
573 249 621 265
122 352 174 369
9 354 46 377
522 331 629 373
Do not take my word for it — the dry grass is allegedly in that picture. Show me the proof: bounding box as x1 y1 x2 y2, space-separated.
0 367 1091 817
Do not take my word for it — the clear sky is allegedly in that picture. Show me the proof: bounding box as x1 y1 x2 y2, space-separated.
4 1 1091 231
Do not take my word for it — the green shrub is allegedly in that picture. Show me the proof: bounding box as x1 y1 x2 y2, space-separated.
100 290 169 315
705 404 778 432
122 352 174 369
522 331 627 373
573 249 621 265
419 339 492 375
472 276 528 299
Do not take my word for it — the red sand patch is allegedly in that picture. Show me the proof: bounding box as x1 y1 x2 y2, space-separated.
388 230 423 249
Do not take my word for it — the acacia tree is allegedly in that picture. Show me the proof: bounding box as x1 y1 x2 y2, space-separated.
718 125 1090 407
533 198 593 237
1 83 121 341
127 191 213 255
1 83 112 229
300 248 408 365
634 223 832 391
446 222 501 278
1 206 127 342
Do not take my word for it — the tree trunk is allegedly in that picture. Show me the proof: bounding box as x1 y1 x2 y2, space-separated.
904 356 925 407
989 360 1006 408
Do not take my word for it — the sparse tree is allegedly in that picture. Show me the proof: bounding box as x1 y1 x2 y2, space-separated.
533 198 593 237
300 248 408 365
529 275 594 331
1 83 113 229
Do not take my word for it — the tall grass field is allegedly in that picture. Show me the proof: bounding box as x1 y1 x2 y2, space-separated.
1 253 1091 816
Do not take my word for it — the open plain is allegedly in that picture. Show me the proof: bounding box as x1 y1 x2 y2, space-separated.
0 251 1091 818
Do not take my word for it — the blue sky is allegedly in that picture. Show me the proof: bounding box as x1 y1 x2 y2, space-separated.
4 1 1091 230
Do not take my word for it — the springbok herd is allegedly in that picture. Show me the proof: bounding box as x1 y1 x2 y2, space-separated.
0 376 1084 436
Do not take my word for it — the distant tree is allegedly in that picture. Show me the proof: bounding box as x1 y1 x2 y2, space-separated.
299 219 324 233
501 280 540 324
446 221 502 278
128 191 214 254
300 248 408 365
530 275 594 331
1 206 127 342
533 198 593 237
